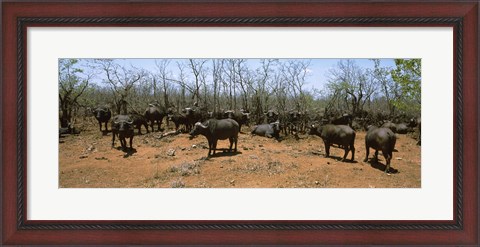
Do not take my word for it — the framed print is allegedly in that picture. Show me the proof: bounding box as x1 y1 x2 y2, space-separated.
2 1 478 245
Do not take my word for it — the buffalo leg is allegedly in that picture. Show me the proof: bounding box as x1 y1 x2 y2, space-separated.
228 138 234 152
350 145 355 161
363 145 370 162
324 141 330 157
207 140 213 156
99 122 102 132
129 136 133 149
120 137 126 150
384 151 393 173
384 153 391 173
111 133 116 147
350 137 355 161
342 147 349 161
212 140 218 155
150 121 155 132
104 122 109 132
374 150 379 162
234 137 238 152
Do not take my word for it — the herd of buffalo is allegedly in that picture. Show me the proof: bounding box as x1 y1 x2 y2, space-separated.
66 102 421 174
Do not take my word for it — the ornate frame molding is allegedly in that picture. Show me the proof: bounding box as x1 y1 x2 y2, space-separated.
16 16 464 231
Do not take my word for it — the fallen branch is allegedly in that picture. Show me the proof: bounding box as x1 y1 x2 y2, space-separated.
156 130 181 139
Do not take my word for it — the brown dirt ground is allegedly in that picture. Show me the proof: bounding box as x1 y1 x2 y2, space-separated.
59 118 421 188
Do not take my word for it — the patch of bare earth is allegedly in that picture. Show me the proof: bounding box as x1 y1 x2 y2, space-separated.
60 121 421 188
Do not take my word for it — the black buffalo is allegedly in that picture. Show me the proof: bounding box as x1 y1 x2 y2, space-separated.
224 110 250 132
130 113 149 135
364 126 397 173
144 103 166 132
111 115 134 150
331 114 353 126
59 123 72 138
190 118 239 156
408 117 421 145
381 121 397 133
206 110 226 120
309 124 356 162
395 123 410 134
251 120 281 140
264 110 279 124
381 121 411 134
92 106 111 132
286 110 304 135
183 107 208 132
350 120 363 131
168 112 189 132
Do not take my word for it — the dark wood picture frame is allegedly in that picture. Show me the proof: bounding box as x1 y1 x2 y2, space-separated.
2 1 478 245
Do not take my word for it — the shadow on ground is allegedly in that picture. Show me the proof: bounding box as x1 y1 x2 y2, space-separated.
366 158 399 174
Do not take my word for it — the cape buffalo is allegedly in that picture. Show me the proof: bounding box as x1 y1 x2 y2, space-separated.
183 107 209 132
381 121 397 133
264 110 279 124
130 113 149 135
364 126 397 173
251 120 281 140
144 103 166 132
168 112 189 132
92 106 111 132
408 117 421 145
286 110 303 135
190 118 239 156
111 115 134 150
224 110 250 132
309 124 356 162
331 114 353 126
381 121 411 134
59 123 72 137
395 123 410 134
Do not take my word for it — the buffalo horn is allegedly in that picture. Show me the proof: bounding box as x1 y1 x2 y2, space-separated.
195 122 208 129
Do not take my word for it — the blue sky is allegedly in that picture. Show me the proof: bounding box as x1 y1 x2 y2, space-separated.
81 58 396 91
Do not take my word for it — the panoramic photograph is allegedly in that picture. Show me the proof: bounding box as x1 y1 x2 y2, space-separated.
59 58 421 188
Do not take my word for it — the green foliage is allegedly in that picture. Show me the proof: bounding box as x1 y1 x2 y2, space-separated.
59 59 91 126
325 60 377 115
59 59 85 91
370 59 400 115
390 59 421 113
